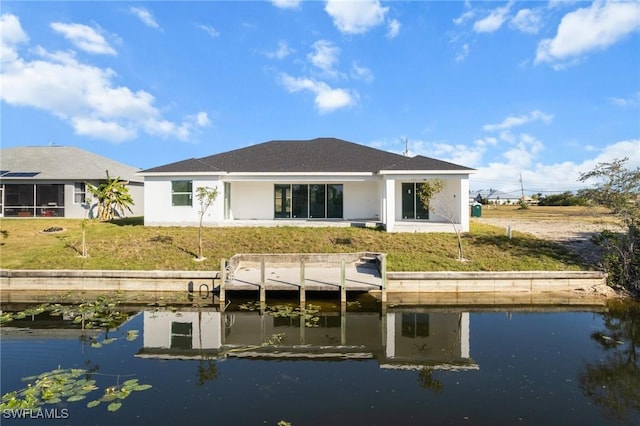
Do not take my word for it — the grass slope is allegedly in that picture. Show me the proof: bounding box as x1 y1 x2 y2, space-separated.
0 206 603 272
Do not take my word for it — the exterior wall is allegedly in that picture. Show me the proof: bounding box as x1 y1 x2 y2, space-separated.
387 175 470 233
427 178 469 232
228 180 380 221
142 173 470 233
344 181 379 220
0 180 144 219
228 181 273 220
144 176 223 226
127 182 145 217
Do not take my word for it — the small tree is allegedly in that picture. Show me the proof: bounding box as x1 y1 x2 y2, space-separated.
87 171 135 221
578 158 640 294
79 193 93 258
195 186 219 261
416 178 466 261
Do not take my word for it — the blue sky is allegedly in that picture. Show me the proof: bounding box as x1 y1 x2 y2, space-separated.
1 1 638 196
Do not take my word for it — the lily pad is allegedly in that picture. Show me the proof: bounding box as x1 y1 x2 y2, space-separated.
107 401 122 412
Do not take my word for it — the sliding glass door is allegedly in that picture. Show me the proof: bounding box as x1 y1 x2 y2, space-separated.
292 184 308 218
274 184 342 219
274 184 291 218
401 182 429 220
327 184 343 218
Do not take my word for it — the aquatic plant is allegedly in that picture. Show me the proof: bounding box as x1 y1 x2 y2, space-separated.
0 294 129 330
1 368 152 413
86 378 152 412
0 367 151 413
238 302 321 327
0 368 96 410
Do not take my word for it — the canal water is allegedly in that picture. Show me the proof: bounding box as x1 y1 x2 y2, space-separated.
1 294 638 425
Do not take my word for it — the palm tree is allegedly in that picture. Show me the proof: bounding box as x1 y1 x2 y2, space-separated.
87 171 135 221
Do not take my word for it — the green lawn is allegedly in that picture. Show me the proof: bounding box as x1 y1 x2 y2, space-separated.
0 213 592 272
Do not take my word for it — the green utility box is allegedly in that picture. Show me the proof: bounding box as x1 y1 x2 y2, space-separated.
471 203 482 218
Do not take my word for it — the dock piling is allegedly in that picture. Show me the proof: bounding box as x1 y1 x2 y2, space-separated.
381 254 387 303
219 259 226 306
300 259 306 304
260 258 266 305
340 259 346 303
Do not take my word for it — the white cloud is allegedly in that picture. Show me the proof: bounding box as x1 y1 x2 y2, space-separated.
197 24 219 38
266 40 294 59
455 43 470 62
0 13 29 47
0 14 206 143
502 133 544 168
351 62 373 83
473 1 513 33
473 139 639 193
50 22 116 55
374 135 637 195
129 7 160 29
509 8 543 34
386 19 400 39
194 112 210 127
453 9 475 26
587 139 640 168
0 13 28 65
483 110 554 132
72 117 136 142
372 137 488 169
324 0 388 34
279 73 356 113
307 40 340 76
270 0 302 9
608 92 640 107
535 1 640 66
475 137 498 147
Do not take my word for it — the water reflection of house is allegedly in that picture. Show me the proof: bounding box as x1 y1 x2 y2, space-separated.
136 309 477 371
383 311 476 371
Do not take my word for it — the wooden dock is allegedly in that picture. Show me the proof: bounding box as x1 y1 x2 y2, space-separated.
219 253 386 304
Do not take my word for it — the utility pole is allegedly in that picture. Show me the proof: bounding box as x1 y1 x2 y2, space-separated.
519 173 525 202
402 138 409 156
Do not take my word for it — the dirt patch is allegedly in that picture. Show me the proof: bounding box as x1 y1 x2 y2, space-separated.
472 217 624 265
41 227 65 234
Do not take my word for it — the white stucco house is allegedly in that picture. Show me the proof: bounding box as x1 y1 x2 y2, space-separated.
0 146 144 219
469 189 521 205
139 138 475 232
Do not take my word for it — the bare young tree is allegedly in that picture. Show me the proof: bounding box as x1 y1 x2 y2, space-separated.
195 186 219 261
417 178 466 261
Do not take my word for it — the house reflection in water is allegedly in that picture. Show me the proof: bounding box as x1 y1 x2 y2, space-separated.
137 308 478 371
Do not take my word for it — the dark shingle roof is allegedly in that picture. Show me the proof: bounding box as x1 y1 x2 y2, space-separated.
141 138 474 174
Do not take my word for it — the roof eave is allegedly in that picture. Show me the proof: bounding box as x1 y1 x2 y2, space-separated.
379 169 476 175
227 172 374 177
137 171 228 177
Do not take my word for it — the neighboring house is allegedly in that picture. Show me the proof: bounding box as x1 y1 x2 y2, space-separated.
469 189 521 205
0 146 144 219
140 138 475 232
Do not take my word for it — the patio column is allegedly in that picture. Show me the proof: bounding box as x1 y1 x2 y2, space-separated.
383 178 396 232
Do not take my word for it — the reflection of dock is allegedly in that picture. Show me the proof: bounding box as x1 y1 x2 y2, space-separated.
135 307 478 371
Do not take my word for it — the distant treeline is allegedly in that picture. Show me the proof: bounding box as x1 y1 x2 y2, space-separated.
537 191 587 206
